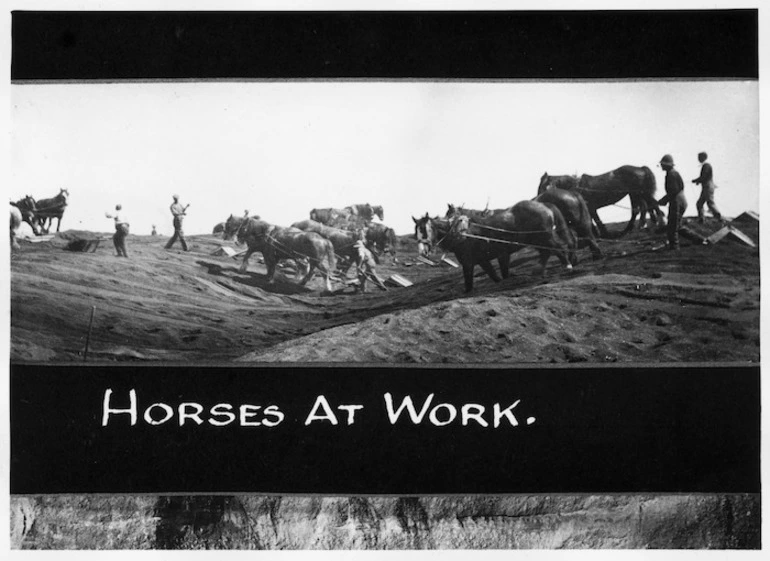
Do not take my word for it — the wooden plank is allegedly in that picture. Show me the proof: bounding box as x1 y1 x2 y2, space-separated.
440 255 460 268
705 226 731 245
733 210 759 224
212 246 238 257
727 226 757 248
415 255 437 266
386 274 413 287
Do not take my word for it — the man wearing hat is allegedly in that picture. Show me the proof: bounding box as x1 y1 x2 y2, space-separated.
165 194 189 251
692 152 722 223
657 154 687 250
105 204 129 258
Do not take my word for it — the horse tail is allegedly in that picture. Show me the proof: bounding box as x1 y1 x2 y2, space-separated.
641 166 657 199
641 165 662 215
574 192 593 231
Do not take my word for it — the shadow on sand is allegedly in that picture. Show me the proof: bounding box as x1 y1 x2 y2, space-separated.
196 260 314 295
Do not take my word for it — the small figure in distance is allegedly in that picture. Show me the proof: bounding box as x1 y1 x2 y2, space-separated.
151 224 157 236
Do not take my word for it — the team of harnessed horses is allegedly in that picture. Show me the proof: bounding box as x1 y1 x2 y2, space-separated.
221 203 396 292
10 188 69 248
12 166 664 293
413 165 665 292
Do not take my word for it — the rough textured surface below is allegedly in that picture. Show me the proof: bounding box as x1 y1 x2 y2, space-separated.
12 494 760 549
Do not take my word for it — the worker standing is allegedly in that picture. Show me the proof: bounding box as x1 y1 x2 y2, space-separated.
164 194 189 251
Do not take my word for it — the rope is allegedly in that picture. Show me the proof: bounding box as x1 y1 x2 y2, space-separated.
459 232 573 253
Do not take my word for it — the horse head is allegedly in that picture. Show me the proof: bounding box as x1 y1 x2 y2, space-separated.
59 188 70 202
222 214 243 241
413 213 432 241
537 172 553 195
372 205 384 221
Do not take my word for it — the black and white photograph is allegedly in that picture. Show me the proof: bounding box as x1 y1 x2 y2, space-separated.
4 1 762 552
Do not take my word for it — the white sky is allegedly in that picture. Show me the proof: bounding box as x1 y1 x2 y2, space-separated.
10 80 758 236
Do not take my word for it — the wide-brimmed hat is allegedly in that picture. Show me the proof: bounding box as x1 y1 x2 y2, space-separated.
660 154 674 166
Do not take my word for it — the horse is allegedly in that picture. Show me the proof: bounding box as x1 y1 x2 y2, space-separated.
33 188 69 233
10 206 22 250
309 207 351 226
446 201 578 269
537 166 665 238
421 201 576 292
291 219 362 275
10 196 40 235
412 213 434 257
363 222 398 259
223 215 337 291
534 186 603 259
319 213 370 232
344 203 384 222
445 203 506 220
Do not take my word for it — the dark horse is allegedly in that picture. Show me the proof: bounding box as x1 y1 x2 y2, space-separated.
446 201 578 268
364 222 398 259
10 196 41 235
537 166 665 238
291 218 362 274
534 186 603 259
33 188 69 233
416 201 576 292
223 215 337 291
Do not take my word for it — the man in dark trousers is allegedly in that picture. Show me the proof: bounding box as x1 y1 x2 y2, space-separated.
692 151 722 222
165 194 189 251
657 154 687 250
105 204 129 258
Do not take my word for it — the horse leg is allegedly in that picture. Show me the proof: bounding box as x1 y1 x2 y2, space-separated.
558 247 574 270
478 259 501 283
537 251 552 277
266 259 278 284
56 216 62 233
588 238 603 260
649 198 667 229
497 252 510 279
322 266 334 292
622 195 641 235
295 259 310 281
339 257 353 277
588 206 609 238
462 264 475 292
300 263 317 286
239 248 256 273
